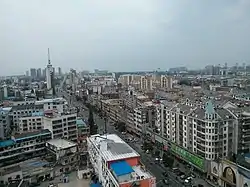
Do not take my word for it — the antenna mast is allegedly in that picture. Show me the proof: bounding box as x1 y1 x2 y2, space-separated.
48 48 51 65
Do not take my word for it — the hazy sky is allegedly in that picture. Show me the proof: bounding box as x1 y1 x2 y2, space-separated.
0 0 250 75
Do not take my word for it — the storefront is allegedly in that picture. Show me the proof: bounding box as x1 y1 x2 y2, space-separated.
170 143 206 173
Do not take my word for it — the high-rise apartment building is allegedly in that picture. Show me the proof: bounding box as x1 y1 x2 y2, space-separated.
152 99 250 173
30 68 37 79
140 76 152 90
58 67 62 76
160 75 173 89
36 68 42 78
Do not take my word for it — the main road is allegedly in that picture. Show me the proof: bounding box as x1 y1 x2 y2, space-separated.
58 91 210 187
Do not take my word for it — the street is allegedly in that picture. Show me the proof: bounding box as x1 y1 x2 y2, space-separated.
59 91 211 187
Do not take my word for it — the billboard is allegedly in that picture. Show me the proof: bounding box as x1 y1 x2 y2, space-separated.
171 143 205 172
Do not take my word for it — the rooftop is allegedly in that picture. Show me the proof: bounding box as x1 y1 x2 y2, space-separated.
35 97 66 104
1 165 21 175
76 119 88 127
110 160 134 176
11 103 43 110
0 129 51 148
14 129 51 141
47 139 77 150
0 107 12 114
31 111 44 117
88 134 140 161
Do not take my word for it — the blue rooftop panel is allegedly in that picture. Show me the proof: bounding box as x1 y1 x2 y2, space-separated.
245 153 250 158
90 182 102 187
110 160 134 176
0 140 15 148
76 119 87 127
32 111 44 117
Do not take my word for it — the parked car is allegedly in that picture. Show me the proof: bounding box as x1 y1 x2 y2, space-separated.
162 172 168 177
180 174 186 179
191 173 196 178
163 179 169 185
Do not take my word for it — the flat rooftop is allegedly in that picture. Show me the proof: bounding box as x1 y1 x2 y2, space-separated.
47 139 77 150
76 119 88 128
88 134 139 161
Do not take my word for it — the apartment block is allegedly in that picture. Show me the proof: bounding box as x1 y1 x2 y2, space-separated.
0 129 51 167
151 99 245 173
46 139 79 175
100 99 124 123
76 118 90 153
18 112 43 133
10 103 44 132
0 107 12 139
140 76 153 91
43 112 77 141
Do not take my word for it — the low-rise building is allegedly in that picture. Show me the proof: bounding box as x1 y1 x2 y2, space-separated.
87 134 156 187
0 129 51 167
18 112 44 133
100 99 123 123
43 112 77 141
46 139 79 175
208 159 250 187
0 107 12 139
76 118 89 153
9 103 44 132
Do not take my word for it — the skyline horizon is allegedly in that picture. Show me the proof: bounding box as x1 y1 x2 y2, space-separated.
1 0 250 76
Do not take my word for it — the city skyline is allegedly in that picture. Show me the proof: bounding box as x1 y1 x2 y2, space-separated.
1 0 250 75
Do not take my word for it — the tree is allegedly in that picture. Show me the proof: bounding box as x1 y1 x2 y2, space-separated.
142 141 153 151
116 121 126 132
88 107 98 135
162 153 174 168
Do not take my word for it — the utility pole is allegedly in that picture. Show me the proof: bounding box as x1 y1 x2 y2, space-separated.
104 112 107 135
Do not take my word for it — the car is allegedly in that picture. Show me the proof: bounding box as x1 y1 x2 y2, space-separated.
162 172 168 177
172 168 180 173
180 174 186 179
163 179 169 185
176 171 185 176
191 173 196 178
121 132 126 135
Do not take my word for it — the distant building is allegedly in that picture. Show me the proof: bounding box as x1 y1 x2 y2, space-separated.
58 67 62 76
30 68 37 79
42 68 46 78
25 70 29 77
36 68 42 78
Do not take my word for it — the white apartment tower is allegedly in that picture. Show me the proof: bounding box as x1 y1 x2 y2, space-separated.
140 76 152 90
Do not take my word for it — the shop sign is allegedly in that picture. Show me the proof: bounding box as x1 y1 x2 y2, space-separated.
171 143 205 171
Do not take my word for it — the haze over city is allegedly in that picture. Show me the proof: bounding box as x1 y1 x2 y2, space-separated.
1 0 250 75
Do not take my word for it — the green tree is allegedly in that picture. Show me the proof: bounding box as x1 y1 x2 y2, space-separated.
88 107 98 135
162 153 174 168
117 121 126 132
142 141 153 151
